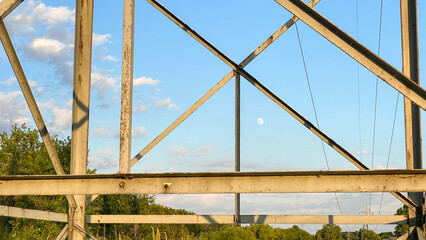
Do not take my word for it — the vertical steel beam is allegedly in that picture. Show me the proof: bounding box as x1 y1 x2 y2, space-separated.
400 0 424 237
70 0 94 239
119 0 135 173
235 72 241 224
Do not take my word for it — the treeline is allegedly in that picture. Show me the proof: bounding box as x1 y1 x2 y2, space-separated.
0 125 408 239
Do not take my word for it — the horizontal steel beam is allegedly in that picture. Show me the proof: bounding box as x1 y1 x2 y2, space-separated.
0 205 67 222
274 0 426 110
1 170 426 195
86 214 407 225
0 0 22 19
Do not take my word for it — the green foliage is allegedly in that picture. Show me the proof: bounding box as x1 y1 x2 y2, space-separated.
394 205 409 237
315 224 344 240
0 124 69 239
275 225 314 240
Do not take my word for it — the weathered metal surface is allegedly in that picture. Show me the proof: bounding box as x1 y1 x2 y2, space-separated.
70 0 94 238
401 0 424 234
86 214 407 225
274 0 426 110
2 170 426 195
0 0 22 19
0 205 67 222
119 0 135 174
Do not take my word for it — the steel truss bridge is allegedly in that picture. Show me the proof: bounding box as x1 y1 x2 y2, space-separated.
0 0 425 239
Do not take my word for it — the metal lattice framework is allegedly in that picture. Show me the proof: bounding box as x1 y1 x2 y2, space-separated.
0 0 425 239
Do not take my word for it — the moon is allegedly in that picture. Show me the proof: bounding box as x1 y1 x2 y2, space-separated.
257 117 264 126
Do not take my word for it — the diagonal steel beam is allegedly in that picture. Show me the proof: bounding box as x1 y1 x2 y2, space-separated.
274 0 426 110
146 0 416 210
130 0 321 166
0 18 77 209
0 0 22 19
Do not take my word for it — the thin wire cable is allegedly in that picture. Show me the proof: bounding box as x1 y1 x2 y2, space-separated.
369 0 384 215
295 22 350 231
378 93 400 214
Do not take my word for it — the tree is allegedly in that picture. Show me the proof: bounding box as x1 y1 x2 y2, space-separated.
394 205 409 237
315 224 344 240
276 225 314 240
0 124 70 239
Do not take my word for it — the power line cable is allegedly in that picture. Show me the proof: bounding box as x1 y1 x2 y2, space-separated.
295 22 350 231
369 0 384 216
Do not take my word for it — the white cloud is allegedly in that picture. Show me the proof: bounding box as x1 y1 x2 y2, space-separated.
93 33 111 46
88 148 118 170
27 38 68 59
168 145 213 157
0 77 16 86
155 97 178 110
6 0 75 35
134 77 160 86
103 55 118 61
91 69 119 91
24 37 73 84
168 147 189 157
133 126 147 138
0 91 32 131
133 105 149 112
50 106 71 135
91 128 118 138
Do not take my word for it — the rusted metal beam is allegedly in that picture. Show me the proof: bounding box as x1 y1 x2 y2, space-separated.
70 0 94 238
274 0 426 110
146 0 416 210
2 170 426 195
119 0 135 174
86 214 408 225
400 0 424 236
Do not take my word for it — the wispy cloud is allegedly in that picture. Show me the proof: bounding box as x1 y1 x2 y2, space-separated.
134 76 160 86
103 54 118 61
0 77 16 86
5 0 75 35
88 148 118 170
0 91 31 131
155 97 178 110
93 33 111 46
168 145 213 157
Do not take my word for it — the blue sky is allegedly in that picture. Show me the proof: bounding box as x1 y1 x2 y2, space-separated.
1 0 425 233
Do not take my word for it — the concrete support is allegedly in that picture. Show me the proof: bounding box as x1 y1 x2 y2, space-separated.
119 0 135 173
2 170 426 195
86 214 407 225
70 0 94 238
400 0 425 238
274 0 426 110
